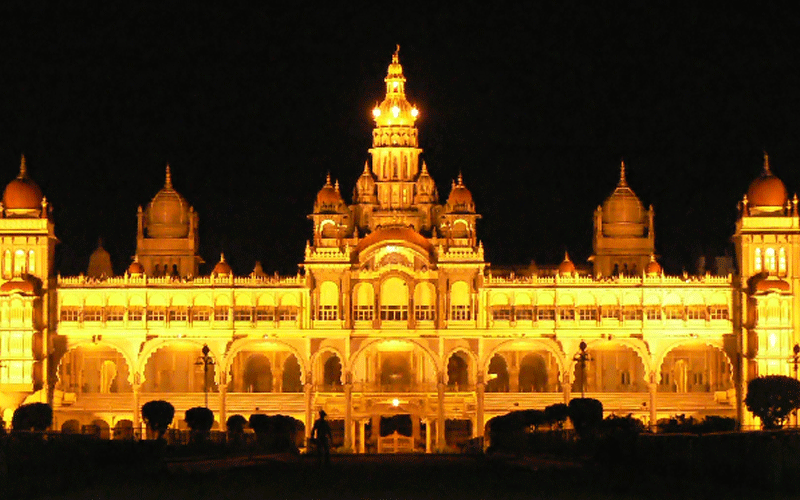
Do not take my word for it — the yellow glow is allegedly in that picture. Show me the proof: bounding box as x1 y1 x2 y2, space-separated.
392 398 400 407
372 107 381 117
392 106 400 117
393 82 398 88
411 107 418 117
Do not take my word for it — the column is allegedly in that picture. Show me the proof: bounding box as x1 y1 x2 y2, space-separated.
304 378 313 442
648 380 657 431
562 370 571 404
132 382 141 435
412 415 420 450
475 381 485 440
425 418 432 453
437 380 445 450
344 381 353 449
359 420 366 454
219 384 228 432
509 367 520 392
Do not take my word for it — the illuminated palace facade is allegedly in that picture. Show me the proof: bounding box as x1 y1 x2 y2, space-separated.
1 50 797 449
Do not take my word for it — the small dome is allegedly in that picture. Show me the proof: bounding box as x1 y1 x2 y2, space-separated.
354 163 376 203
415 162 437 203
558 252 576 276
755 277 791 292
446 174 475 213
213 253 232 276
3 155 44 214
315 174 345 212
0 275 39 295
127 256 145 276
601 161 646 237
146 165 190 238
645 255 662 276
747 153 787 210
87 241 113 278
354 226 434 256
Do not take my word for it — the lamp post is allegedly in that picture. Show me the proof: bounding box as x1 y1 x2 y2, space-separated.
789 344 800 427
573 341 592 399
195 344 215 409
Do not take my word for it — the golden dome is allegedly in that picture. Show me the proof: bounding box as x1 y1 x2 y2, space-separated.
315 174 345 211
354 163 376 203
354 226 434 256
414 162 437 203
602 161 646 237
213 253 232 276
127 256 144 276
747 153 787 209
558 252 576 276
146 165 190 238
372 46 419 129
3 155 44 214
446 174 475 213
645 255 662 276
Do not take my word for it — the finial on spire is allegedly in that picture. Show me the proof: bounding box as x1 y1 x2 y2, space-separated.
457 172 464 186
763 151 771 175
619 159 627 186
563 251 571 262
334 180 340 192
165 163 173 189
325 172 332 186
220 252 226 263
18 154 27 178
393 44 400 62
363 161 371 174
421 161 429 174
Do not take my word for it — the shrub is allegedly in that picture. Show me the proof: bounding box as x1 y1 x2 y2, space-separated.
248 414 301 452
12 403 53 431
227 414 247 445
568 398 603 437
745 375 800 430
141 400 174 440
185 407 214 442
544 403 569 429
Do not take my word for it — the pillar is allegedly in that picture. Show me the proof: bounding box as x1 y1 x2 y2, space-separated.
425 418 432 453
132 382 141 434
562 370 572 404
437 380 445 450
344 381 353 449
358 420 366 454
648 381 657 431
219 384 227 432
412 414 420 448
509 367 520 392
304 379 313 442
475 381 485 439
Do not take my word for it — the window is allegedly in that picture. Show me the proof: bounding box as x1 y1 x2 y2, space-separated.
278 307 297 322
600 306 619 320
665 305 684 320
754 248 762 272
450 305 472 321
710 305 729 320
559 308 575 321
317 305 338 321
536 307 555 321
578 307 597 322
765 248 776 273
620 371 631 386
192 307 210 322
128 307 143 322
234 307 252 322
353 305 374 321
106 307 124 322
255 307 275 322
686 306 706 320
60 307 80 322
214 306 229 321
492 307 512 321
169 307 188 322
84 307 102 322
779 248 787 275
515 307 533 321
414 305 435 321
381 305 408 321
645 306 662 320
623 307 642 321
147 307 165 322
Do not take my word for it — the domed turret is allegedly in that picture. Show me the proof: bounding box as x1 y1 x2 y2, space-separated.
314 174 346 213
87 240 113 278
558 251 576 276
371 46 419 129
746 152 787 212
353 163 376 203
127 255 145 276
446 174 475 213
3 155 44 216
213 253 232 276
645 254 662 276
414 162 437 203
145 165 190 238
601 161 646 237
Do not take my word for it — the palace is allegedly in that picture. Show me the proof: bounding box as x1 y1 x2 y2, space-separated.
0 49 796 450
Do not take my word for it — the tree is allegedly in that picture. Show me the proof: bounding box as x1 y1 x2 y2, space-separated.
544 403 570 430
227 414 247 445
745 375 800 430
12 403 53 431
142 400 174 440
568 398 603 437
185 407 214 443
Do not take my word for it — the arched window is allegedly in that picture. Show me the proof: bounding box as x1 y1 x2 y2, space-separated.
380 277 408 321
352 283 374 321
450 281 472 321
765 248 776 273
14 249 25 276
28 250 35 274
3 250 11 278
754 248 762 272
317 281 339 321
779 248 787 275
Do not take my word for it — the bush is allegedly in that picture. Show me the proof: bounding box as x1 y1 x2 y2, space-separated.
227 414 247 446
544 403 569 429
657 414 737 434
12 403 53 431
141 400 174 440
249 414 301 453
568 398 603 437
184 407 214 442
745 375 800 430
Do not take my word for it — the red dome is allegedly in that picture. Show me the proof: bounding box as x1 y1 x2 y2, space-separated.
446 174 475 212
0 276 39 295
354 226 434 256
127 257 145 276
213 254 232 276
645 255 662 275
3 156 43 212
747 153 788 208
755 278 790 292
558 252 576 276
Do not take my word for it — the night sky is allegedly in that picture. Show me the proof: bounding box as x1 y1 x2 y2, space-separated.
1 3 798 277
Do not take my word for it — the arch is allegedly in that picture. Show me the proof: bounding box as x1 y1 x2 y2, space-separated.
319 281 339 305
223 338 308 380
657 342 733 393
486 353 509 392
353 282 374 306
242 354 272 392
114 419 134 440
380 276 409 321
489 293 510 306
322 353 343 388
139 341 218 393
57 342 134 393
519 353 549 392
483 339 567 378
88 418 111 440
571 340 649 393
282 355 302 392
61 419 81 434
450 281 470 305
349 338 440 391
446 351 470 390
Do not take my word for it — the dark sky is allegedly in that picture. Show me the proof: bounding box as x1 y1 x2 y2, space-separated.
1 3 799 276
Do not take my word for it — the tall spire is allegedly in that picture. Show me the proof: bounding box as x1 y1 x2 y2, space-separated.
763 151 771 175
165 163 173 189
19 154 27 178
618 159 627 187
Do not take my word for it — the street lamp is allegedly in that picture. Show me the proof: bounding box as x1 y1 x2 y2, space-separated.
789 344 800 427
573 341 592 399
195 344 215 409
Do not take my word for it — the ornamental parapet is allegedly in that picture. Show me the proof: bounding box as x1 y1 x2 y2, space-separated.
485 272 732 287
304 244 351 262
437 244 484 262
57 273 305 288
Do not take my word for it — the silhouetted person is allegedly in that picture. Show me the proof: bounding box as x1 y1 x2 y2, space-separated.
311 410 332 466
